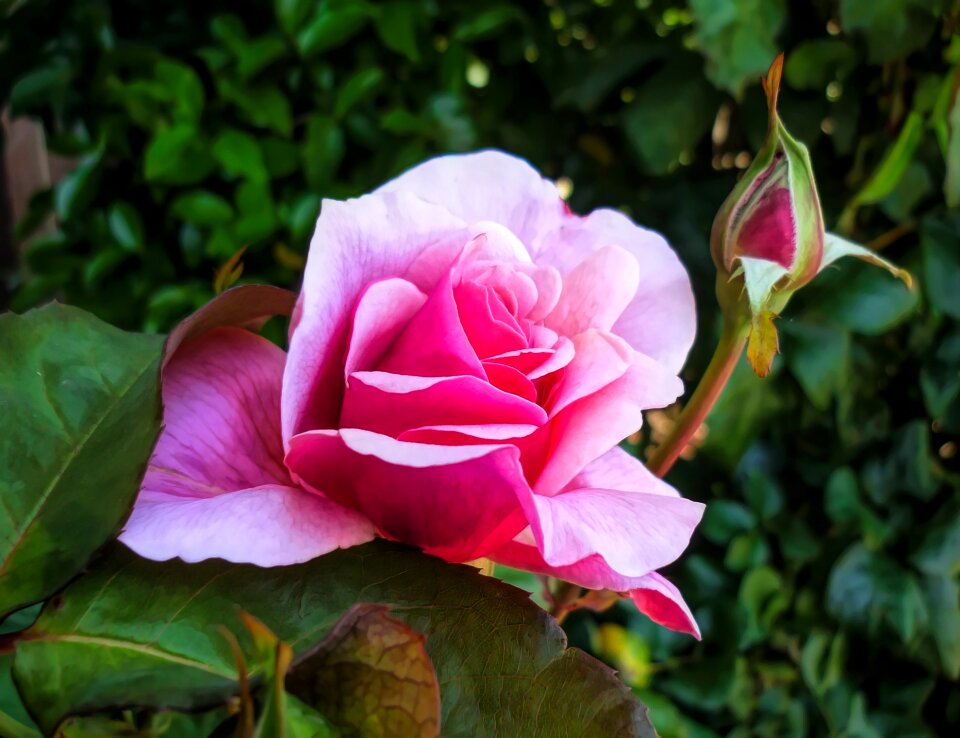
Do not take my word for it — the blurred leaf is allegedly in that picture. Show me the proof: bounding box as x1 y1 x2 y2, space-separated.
212 246 246 294
817 260 919 334
14 543 657 737
55 153 102 221
0 305 163 618
235 179 278 241
700 500 756 544
171 191 235 227
107 202 145 252
375 1 424 62
739 566 788 647
453 5 524 43
9 57 71 116
781 321 850 410
237 34 288 79
946 91 960 207
861 111 925 202
276 0 314 35
304 115 345 189
144 125 216 184
622 58 721 174
212 129 269 182
911 502 960 578
824 467 861 526
556 44 664 113
743 470 784 522
689 0 786 96
287 605 440 738
923 574 960 678
922 214 960 318
261 137 301 178
827 544 929 642
222 83 294 137
839 0 938 63
334 67 385 118
703 354 784 469
784 39 858 90
297 0 371 57
154 59 204 122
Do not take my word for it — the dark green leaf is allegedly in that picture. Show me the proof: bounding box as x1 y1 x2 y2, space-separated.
334 68 384 119
839 0 937 63
922 574 960 678
297 1 371 57
0 305 163 618
781 321 850 410
171 191 235 227
14 543 656 737
288 605 440 738
700 500 756 544
144 126 216 184
304 115 345 189
374 1 423 62
922 214 960 319
107 202 145 253
452 5 523 43
154 60 205 122
784 39 858 90
689 0 786 96
212 130 269 182
55 154 102 221
817 260 919 335
1 654 40 738
622 59 721 174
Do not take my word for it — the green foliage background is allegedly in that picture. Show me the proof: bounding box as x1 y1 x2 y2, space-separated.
1 0 958 735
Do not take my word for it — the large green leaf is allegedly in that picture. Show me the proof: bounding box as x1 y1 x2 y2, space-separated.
13 543 656 737
0 305 164 618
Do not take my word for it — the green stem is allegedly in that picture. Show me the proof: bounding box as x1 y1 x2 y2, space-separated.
647 316 750 478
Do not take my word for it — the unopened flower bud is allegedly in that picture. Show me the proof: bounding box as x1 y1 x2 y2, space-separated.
711 54 910 377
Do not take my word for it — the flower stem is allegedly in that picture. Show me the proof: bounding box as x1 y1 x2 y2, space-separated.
647 316 750 478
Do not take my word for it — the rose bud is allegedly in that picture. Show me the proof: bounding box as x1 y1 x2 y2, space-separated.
711 54 910 377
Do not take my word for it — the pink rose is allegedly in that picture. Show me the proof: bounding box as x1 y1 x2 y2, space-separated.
121 151 705 637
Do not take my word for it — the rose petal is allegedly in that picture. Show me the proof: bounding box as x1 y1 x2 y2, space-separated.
283 191 469 441
140 327 289 497
568 446 679 498
344 278 426 378
544 330 632 417
489 540 700 638
286 429 530 562
534 209 697 375
121 485 375 566
530 350 684 495
377 150 567 247
544 245 640 337
513 484 704 576
375 269 486 379
399 423 539 444
454 280 526 359
341 371 546 437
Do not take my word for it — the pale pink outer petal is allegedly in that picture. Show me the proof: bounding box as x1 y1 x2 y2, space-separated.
569 446 680 498
283 191 470 441
120 327 374 565
489 540 700 638
376 150 696 373
285 429 530 562
530 351 684 495
543 245 640 338
344 278 426 377
377 150 567 246
535 209 696 375
513 484 704 576
543 330 632 417
122 486 375 566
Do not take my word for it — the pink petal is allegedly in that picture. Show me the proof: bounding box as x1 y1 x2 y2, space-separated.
375 269 485 380
376 150 567 247
283 191 470 441
530 351 684 495
341 371 546 437
399 423 539 444
569 446 679 498
121 485 375 566
285 429 530 562
489 540 700 638
344 278 426 377
141 327 289 496
482 362 539 403
454 280 526 359
544 246 640 337
543 330 632 417
534 209 696 375
121 327 373 565
513 485 704 576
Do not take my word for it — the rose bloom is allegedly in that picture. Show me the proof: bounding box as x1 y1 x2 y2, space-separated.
121 152 705 637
